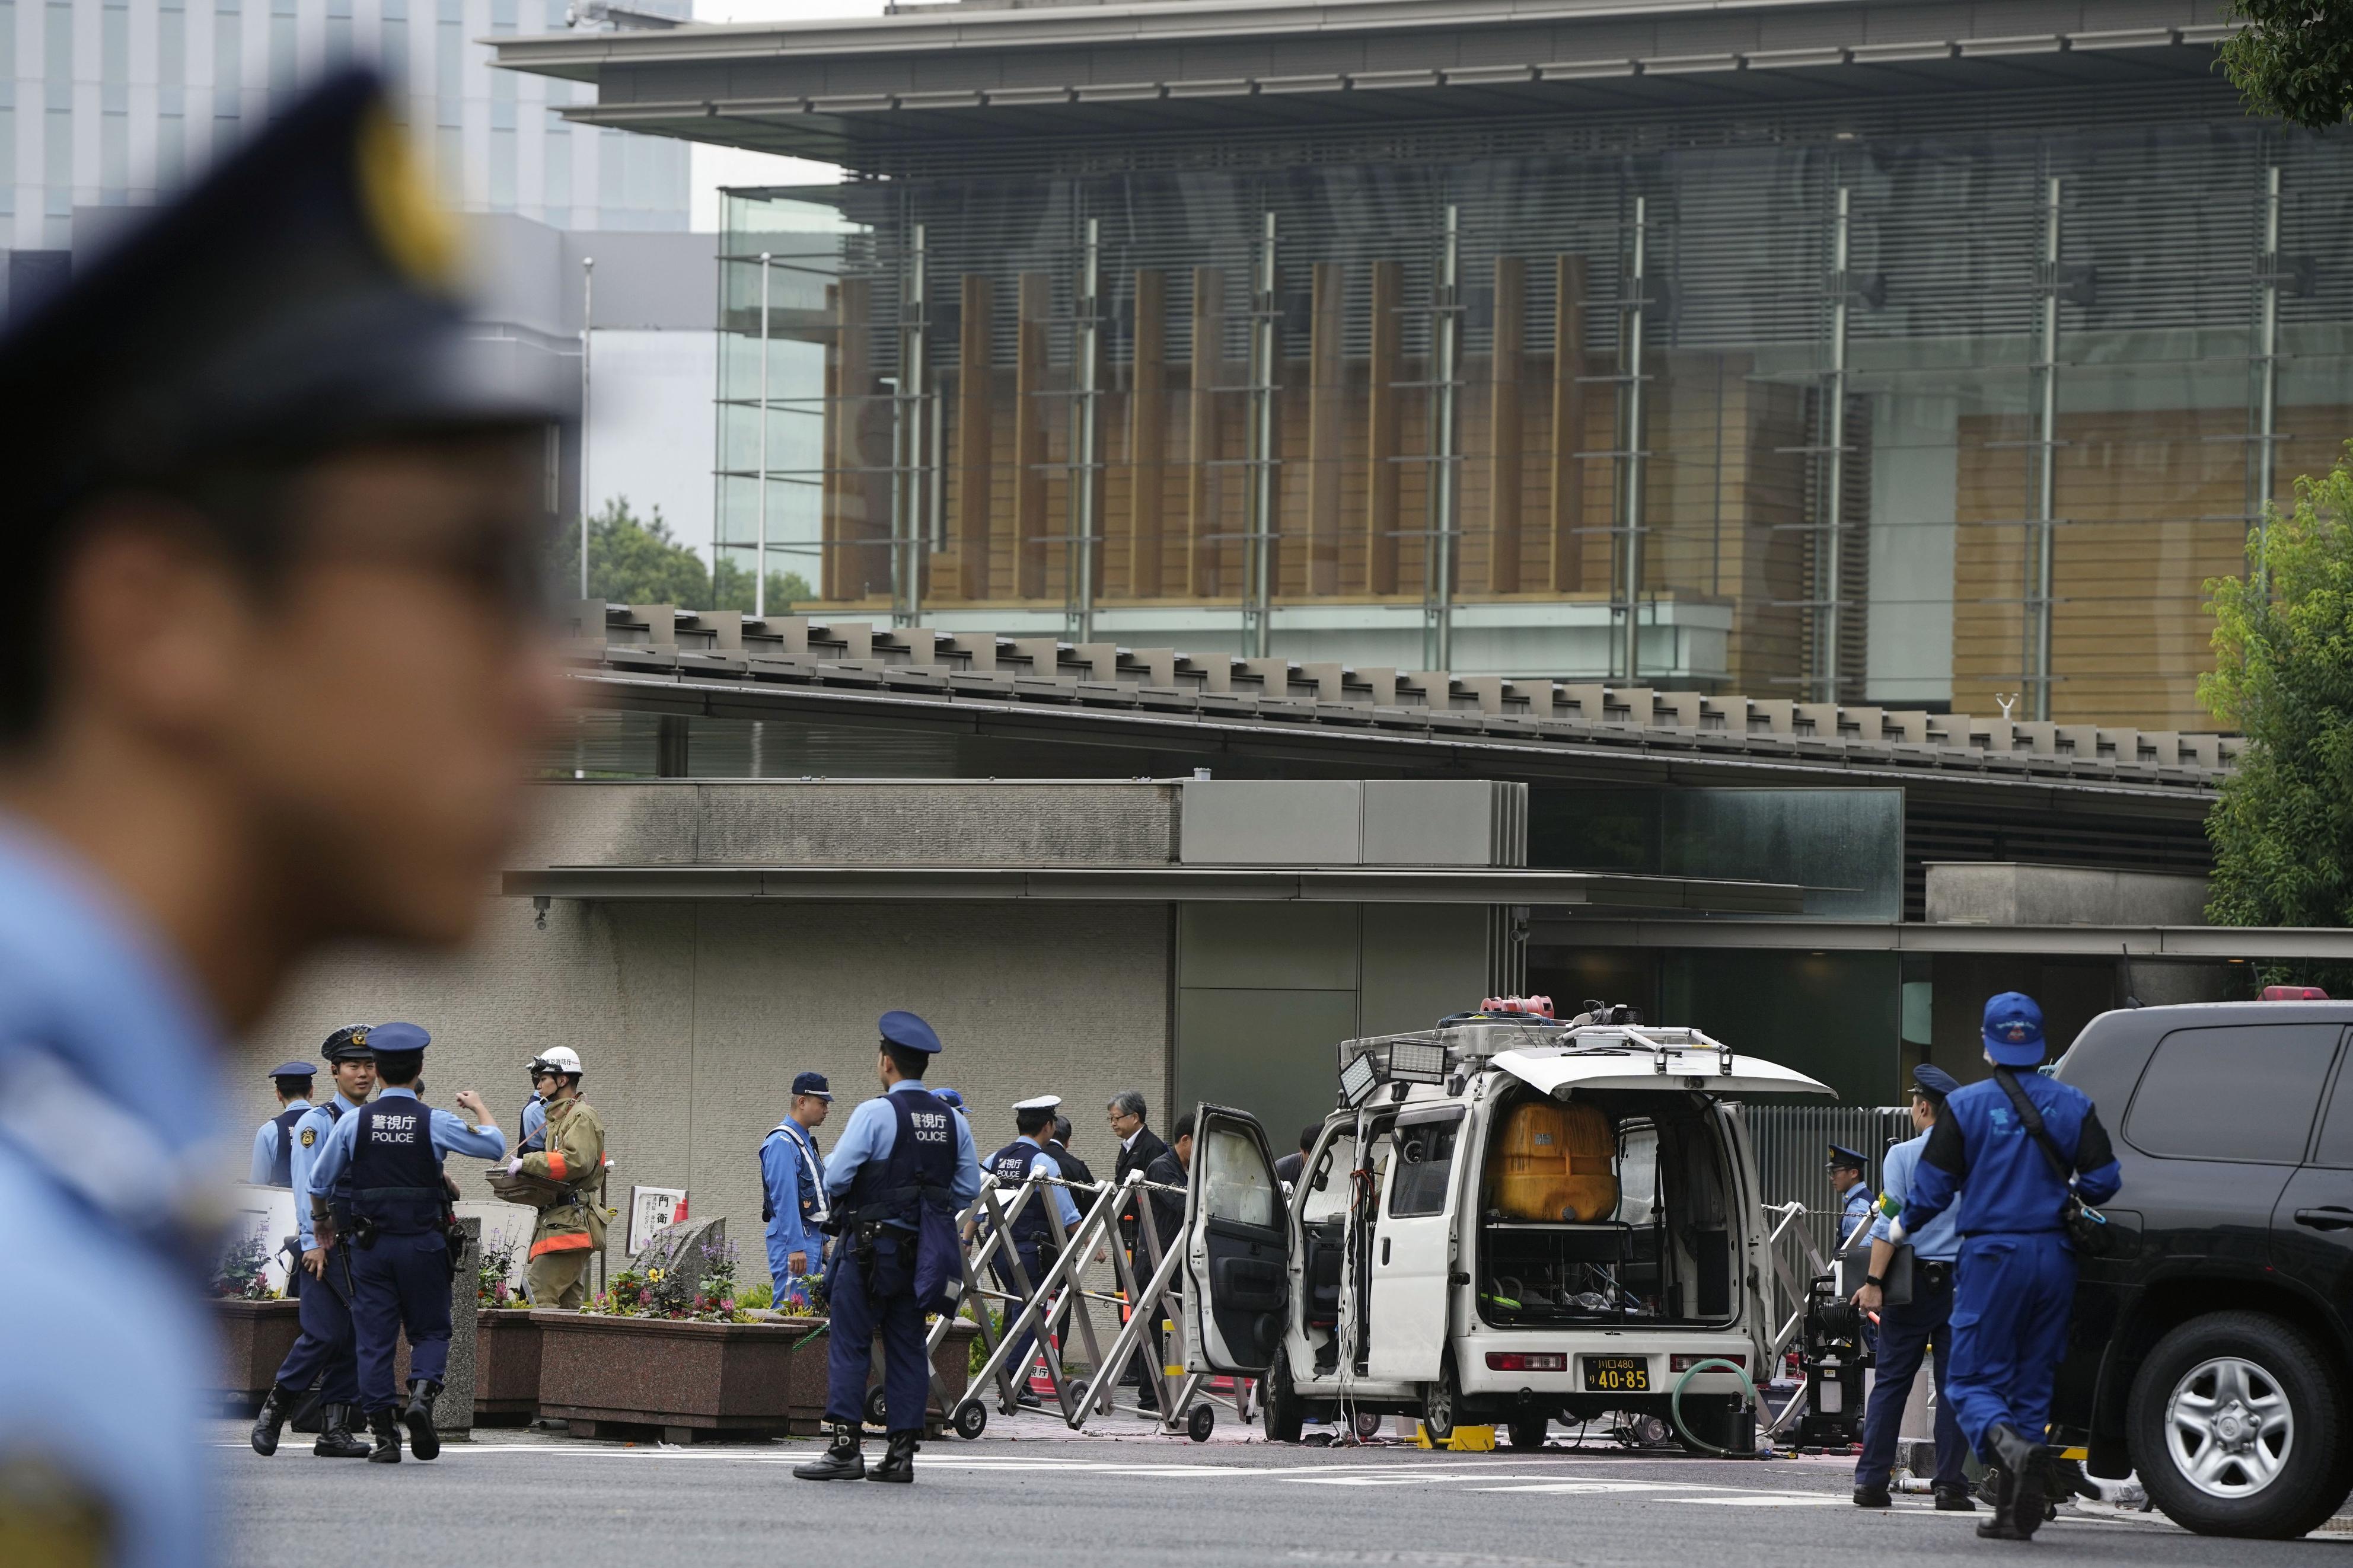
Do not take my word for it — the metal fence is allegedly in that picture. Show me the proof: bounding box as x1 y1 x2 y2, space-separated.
1743 1104 1915 1263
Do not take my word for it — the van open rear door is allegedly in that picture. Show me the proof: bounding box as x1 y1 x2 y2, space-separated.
1181 1104 1289 1377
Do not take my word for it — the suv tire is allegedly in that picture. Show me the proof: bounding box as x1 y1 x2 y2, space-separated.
2128 1311 2351 1538
1261 1347 1305 1444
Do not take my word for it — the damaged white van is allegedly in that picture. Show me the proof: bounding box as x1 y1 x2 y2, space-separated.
1178 1008 1834 1451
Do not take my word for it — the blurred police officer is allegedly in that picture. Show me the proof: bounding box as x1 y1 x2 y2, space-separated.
1829 1143 1874 1248
250 1062 320 1187
502 1045 604 1308
307 1024 508 1461
0 68 562 1563
985 1094 1084 1409
793 1011 981 1484
1852 1064 1971 1511
1895 993 2122 1541
761 1071 833 1298
250 1026 378 1460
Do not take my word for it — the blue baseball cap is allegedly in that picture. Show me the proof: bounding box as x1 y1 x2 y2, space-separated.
791 1071 832 1100
367 1021 431 1056
1982 992 2046 1067
1912 1064 1962 1099
267 1060 316 1080
879 1010 942 1055
933 1087 965 1111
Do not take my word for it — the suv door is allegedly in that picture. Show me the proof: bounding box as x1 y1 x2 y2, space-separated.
1182 1104 1289 1377
1366 1105 1464 1382
2270 1039 2353 1334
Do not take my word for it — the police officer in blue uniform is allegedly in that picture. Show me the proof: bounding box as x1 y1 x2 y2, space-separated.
1851 1064 1971 1510
985 1094 1085 1409
794 1011 981 1484
251 1062 320 1187
305 1023 508 1462
0 65 563 1564
1895 992 2122 1541
761 1070 833 1298
251 1026 379 1460
1829 1143 1875 1249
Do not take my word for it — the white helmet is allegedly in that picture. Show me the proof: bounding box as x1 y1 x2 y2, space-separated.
529 1045 584 1078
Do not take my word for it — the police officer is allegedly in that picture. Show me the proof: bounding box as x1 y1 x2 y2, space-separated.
933 1087 967 1119
1829 1143 1874 1249
793 1011 981 1484
986 1094 1085 1409
1894 993 2122 1541
250 1062 320 1187
1050 1114 1098 1190
251 1027 379 1460
761 1071 833 1302
306 1023 508 1462
1852 1064 1971 1511
0 68 563 1563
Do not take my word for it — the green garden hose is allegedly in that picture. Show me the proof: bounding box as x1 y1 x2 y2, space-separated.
1668 1357 1759 1458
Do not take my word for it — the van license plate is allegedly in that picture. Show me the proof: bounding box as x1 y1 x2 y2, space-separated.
1584 1356 1649 1393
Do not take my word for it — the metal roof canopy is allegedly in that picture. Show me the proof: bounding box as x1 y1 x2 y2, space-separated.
503 863 1806 910
1533 919 2353 961
487 1 2234 165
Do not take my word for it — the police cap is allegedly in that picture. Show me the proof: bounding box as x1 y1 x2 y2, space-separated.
267 1060 317 1080
1013 1095 1063 1113
1911 1064 1962 1100
790 1071 832 1101
321 1025 375 1064
933 1087 965 1112
1982 991 2047 1067
368 1022 431 1054
1826 1143 1869 1172
0 68 565 541
878 1010 942 1055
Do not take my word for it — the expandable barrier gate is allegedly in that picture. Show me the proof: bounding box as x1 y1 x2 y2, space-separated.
1756 1197 1839 1438
913 1168 1251 1440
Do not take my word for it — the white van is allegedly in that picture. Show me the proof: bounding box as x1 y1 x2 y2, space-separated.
1178 1012 1834 1450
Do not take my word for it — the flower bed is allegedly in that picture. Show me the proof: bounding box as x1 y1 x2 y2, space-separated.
474 1307 543 1423
212 1298 302 1411
533 1311 830 1441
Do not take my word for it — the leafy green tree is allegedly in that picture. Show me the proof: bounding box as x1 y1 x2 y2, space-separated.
2201 444 2353 986
555 497 811 612
2220 0 2353 130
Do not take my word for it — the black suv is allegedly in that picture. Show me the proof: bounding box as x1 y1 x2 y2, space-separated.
2052 999 2353 1538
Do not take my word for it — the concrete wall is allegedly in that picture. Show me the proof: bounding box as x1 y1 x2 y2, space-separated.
237 896 1171 1291
1924 862 2209 927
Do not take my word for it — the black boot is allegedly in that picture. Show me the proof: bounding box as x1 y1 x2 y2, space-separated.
401 1380 442 1462
868 1431 919 1483
792 1424 865 1481
1851 1483 1891 1508
312 1404 371 1459
1977 1425 2047 1540
365 1407 402 1464
1934 1484 1978 1512
250 1384 299 1456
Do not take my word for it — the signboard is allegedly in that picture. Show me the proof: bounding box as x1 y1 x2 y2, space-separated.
225 1183 298 1297
453 1200 536 1296
628 1186 688 1256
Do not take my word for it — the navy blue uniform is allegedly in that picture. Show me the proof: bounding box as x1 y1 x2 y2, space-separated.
986 1136 1079 1382
253 1101 313 1188
272 1098 359 1403
1900 1072 2121 1457
824 1085 964 1432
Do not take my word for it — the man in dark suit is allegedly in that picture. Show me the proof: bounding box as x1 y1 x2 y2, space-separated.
1107 1090 1182 1413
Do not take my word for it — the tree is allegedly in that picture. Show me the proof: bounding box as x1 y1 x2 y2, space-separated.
2219 0 2353 131
2201 443 2353 986
556 497 812 613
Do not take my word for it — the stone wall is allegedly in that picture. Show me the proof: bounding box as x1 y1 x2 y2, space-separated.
237 896 1172 1291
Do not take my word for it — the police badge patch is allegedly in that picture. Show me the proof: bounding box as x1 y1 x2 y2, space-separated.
301 1128 316 1147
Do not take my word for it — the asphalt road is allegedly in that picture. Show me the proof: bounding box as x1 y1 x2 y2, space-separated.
215 1415 2352 1567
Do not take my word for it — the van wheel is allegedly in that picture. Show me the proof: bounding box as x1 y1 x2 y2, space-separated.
1507 1417 1547 1451
1262 1348 1306 1444
1421 1357 1461 1443
2129 1311 2351 1538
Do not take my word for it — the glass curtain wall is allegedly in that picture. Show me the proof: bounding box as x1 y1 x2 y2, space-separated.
714 120 2353 729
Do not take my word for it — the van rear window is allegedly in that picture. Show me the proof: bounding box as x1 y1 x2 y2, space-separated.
2124 1024 2343 1164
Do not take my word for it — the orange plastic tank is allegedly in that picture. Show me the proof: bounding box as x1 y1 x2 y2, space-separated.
1490 1100 1618 1222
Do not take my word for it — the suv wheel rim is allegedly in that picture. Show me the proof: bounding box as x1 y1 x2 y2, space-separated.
2165 1355 2293 1499
1427 1375 1454 1433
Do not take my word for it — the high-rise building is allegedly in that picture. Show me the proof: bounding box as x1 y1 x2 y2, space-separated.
2 0 688 251
498 0 2353 732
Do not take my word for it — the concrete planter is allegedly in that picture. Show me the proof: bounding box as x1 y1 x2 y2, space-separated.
212 1297 302 1411
473 1309 542 1423
533 1311 829 1442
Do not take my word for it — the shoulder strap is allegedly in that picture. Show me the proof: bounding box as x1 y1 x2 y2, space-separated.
1992 1068 2074 1186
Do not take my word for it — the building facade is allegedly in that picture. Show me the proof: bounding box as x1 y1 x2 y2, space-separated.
496 0 2353 732
3 0 688 252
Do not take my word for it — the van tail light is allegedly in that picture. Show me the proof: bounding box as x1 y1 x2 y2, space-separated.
1669 1353 1746 1372
1485 1352 1567 1372
2261 985 2329 1001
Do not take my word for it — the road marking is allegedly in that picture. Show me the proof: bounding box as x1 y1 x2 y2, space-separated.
1682 1494 1848 1507
1468 1482 1686 1496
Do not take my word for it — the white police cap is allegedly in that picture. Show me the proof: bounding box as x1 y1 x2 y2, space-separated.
1012 1094 1063 1112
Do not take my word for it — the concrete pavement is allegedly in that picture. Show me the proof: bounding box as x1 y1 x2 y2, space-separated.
214 1416 2345 1566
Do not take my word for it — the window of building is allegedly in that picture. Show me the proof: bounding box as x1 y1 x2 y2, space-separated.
213 0 242 124
379 0 407 84
269 0 295 95
326 0 352 66
436 0 462 127
1386 1109 1462 1218
2124 1024 2344 1164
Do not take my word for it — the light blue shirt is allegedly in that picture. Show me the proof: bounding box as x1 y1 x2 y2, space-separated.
1019 1134 1083 1231
248 1099 311 1184
1870 1131 1960 1263
306 1085 506 1200
521 1093 546 1149
761 1117 827 1281
291 1093 366 1249
0 822 229 1568
822 1078 983 1206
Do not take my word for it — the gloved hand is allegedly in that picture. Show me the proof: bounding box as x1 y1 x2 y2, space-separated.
1887 1216 1909 1245
508 1156 524 1176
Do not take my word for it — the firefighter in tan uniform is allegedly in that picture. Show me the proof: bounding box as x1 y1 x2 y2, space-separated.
492 1048 608 1307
